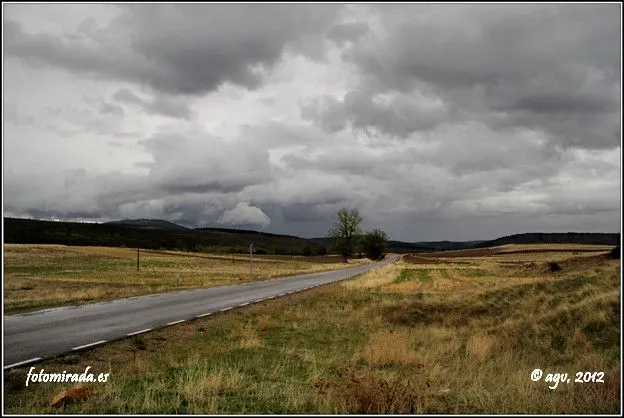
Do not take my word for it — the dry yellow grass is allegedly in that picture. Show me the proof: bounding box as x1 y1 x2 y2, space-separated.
466 333 496 361
238 324 264 349
340 262 401 289
3 244 371 314
360 331 417 367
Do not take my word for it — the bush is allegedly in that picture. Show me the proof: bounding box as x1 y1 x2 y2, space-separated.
610 246 620 260
549 262 562 272
361 229 389 260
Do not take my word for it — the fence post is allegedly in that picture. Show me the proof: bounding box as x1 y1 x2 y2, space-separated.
249 243 254 278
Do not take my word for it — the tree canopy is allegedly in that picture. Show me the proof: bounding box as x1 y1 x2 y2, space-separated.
328 207 363 262
361 228 389 260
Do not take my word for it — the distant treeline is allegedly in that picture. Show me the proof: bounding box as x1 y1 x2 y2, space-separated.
3 218 327 256
475 232 620 248
308 237 436 254
4 218 619 255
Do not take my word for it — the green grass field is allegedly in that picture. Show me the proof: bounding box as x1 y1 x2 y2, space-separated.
3 244 620 413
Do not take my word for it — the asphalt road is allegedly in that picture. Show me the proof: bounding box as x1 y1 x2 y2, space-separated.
4 255 399 369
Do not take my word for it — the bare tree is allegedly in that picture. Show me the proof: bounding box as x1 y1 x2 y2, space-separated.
328 207 363 262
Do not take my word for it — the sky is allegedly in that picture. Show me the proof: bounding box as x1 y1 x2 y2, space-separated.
2 3 622 242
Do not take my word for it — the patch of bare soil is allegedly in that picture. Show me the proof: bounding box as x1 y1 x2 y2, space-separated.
403 255 471 265
500 248 611 255
415 248 498 258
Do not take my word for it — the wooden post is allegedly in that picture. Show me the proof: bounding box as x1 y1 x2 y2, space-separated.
249 243 253 278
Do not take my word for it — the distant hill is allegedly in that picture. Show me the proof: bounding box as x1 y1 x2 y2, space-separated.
309 237 436 253
413 240 487 251
3 217 324 255
475 232 620 248
6 217 619 256
105 219 189 230
388 240 436 253
197 227 301 239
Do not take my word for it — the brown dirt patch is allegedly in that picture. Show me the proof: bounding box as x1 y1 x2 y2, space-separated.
403 255 472 265
412 248 498 258
499 248 612 255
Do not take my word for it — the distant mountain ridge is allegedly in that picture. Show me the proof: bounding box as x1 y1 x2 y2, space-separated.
105 219 189 230
411 240 487 251
475 232 620 248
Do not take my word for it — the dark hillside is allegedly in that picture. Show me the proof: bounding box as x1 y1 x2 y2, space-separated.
105 219 189 230
3 218 323 255
475 232 620 248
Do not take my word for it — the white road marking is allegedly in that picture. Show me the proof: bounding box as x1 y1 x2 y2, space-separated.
72 340 106 351
4 357 42 370
127 328 151 336
167 320 185 326
278 293 285 296
220 307 232 312
196 312 212 318
254 299 263 303
239 302 249 307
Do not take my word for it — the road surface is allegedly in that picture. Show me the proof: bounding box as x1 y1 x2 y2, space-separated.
4 255 399 369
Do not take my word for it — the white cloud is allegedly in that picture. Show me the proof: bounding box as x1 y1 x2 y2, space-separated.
218 202 271 229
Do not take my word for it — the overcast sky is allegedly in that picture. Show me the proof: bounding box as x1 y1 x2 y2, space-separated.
3 3 621 241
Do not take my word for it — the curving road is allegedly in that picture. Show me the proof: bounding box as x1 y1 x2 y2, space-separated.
3 255 399 369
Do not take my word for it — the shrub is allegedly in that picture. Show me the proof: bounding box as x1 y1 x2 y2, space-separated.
610 246 620 260
361 229 389 260
549 262 562 272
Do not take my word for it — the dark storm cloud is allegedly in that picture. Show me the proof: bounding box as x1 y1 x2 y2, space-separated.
5 4 341 96
301 90 452 138
317 4 621 149
326 21 371 45
3 4 620 241
509 93 617 115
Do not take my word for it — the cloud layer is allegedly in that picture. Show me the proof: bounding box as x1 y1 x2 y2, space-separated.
3 4 621 241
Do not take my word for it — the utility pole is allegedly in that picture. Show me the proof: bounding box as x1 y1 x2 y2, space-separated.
137 248 140 272
249 243 254 278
